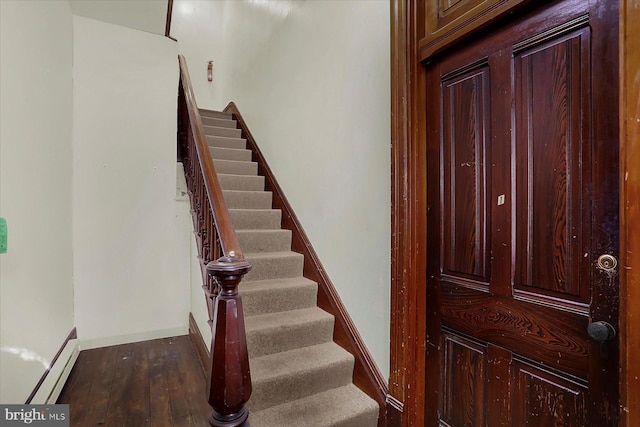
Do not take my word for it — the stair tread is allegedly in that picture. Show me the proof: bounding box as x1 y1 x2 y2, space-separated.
236 229 291 237
214 159 257 166
250 342 352 381
249 384 379 427
230 208 279 212
203 124 238 131
241 276 316 290
207 135 244 142
210 146 251 155
245 307 332 331
219 173 262 179
244 251 303 260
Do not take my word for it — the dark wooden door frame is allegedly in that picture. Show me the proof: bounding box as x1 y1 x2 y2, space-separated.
619 2 640 426
389 1 428 425
388 0 639 425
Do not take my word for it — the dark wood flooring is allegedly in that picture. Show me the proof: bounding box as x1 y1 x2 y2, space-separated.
57 336 211 427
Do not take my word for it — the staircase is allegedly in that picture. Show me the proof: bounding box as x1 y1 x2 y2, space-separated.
199 108 379 427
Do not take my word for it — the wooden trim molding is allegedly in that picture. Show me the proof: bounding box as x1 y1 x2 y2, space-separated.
619 1 640 425
223 102 389 422
385 395 404 427
389 0 410 423
165 0 177 41
389 0 427 425
25 327 77 404
188 313 209 376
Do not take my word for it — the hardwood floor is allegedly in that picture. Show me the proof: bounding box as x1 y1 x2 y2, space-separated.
57 336 211 426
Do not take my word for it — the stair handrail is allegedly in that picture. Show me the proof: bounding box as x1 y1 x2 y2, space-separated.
178 55 243 259
177 54 252 427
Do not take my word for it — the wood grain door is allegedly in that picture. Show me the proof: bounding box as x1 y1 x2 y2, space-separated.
424 0 620 425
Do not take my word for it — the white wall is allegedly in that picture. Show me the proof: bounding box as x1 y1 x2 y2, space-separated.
0 0 75 403
173 0 391 379
72 16 191 345
69 0 168 36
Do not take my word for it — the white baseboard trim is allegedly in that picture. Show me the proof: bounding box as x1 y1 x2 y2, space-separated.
27 330 79 404
78 326 188 351
44 340 79 404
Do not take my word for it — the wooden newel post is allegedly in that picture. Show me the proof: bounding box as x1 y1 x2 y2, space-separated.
206 256 252 427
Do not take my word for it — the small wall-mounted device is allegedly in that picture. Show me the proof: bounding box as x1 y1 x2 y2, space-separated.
207 61 213 82
0 217 7 254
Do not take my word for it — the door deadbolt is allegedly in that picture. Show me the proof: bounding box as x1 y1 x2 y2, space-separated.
597 254 617 271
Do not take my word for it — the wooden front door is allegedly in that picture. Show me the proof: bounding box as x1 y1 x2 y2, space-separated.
424 0 620 425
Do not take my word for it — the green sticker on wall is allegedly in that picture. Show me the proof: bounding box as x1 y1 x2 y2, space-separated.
0 218 7 254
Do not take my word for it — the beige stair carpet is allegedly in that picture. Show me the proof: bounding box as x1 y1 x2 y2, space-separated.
199 109 379 427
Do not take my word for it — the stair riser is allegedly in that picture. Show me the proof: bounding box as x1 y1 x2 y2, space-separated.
246 316 334 358
214 160 258 176
237 230 292 252
244 254 303 281
247 358 354 412
229 209 282 230
241 282 318 316
201 116 236 128
218 175 265 192
207 135 246 149
223 191 272 210
210 147 252 162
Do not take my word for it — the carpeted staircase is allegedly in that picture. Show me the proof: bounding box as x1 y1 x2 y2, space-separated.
199 108 379 427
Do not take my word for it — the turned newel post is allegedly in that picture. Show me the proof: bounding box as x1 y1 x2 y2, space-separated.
206 256 252 427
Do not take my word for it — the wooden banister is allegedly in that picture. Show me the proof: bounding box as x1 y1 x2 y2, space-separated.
178 56 244 260
177 54 252 427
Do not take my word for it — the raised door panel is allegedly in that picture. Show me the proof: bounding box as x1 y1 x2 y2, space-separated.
442 65 490 281
514 22 592 304
419 0 528 60
512 361 588 427
440 331 487 426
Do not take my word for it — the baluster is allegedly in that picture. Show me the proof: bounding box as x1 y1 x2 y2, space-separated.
177 85 188 161
202 201 211 262
213 234 222 262
206 258 252 427
197 170 205 236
